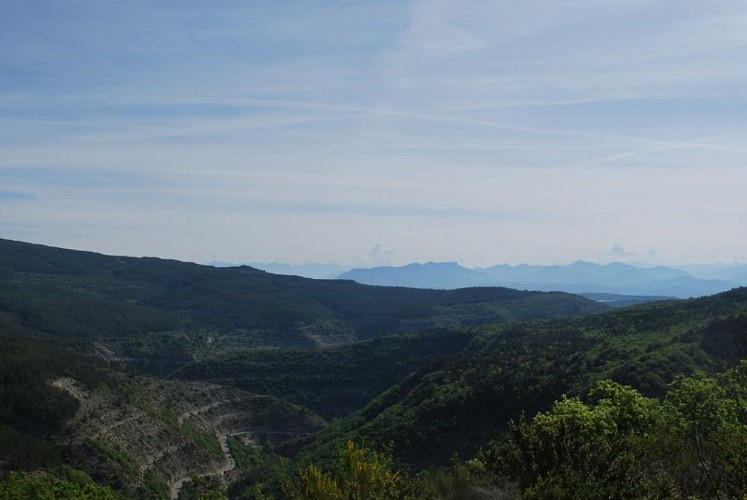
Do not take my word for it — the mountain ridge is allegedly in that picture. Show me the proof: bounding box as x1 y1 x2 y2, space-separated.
339 260 742 298
0 237 607 370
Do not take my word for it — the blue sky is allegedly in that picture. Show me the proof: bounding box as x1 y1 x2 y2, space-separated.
2 0 747 267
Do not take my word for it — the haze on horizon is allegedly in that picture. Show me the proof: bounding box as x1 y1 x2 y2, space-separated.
2 1 747 268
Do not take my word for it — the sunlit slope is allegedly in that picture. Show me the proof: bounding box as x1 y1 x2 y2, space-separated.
296 288 747 467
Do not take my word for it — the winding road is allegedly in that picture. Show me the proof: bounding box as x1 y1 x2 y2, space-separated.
169 426 319 499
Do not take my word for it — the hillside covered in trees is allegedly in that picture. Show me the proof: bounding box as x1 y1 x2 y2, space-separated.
0 239 745 498
0 238 604 371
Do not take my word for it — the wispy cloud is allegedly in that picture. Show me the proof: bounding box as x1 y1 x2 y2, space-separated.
2 0 747 265
0 190 35 201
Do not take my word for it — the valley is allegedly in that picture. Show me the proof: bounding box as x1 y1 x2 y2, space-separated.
0 238 745 498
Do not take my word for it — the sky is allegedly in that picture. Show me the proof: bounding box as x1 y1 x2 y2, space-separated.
2 0 747 268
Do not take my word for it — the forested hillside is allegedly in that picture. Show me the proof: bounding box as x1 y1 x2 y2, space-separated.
292 288 747 468
283 365 747 499
1 239 746 498
0 238 605 373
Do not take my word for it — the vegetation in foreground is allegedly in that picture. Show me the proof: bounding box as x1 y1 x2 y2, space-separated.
281 363 747 499
0 466 120 499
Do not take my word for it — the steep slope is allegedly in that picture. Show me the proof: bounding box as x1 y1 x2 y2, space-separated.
173 329 476 420
0 238 606 371
52 376 322 498
0 331 322 498
295 288 747 468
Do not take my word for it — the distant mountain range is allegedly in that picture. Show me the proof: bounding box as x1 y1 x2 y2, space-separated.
338 261 746 298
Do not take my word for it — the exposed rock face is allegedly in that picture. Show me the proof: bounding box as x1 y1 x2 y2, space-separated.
49 377 324 497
